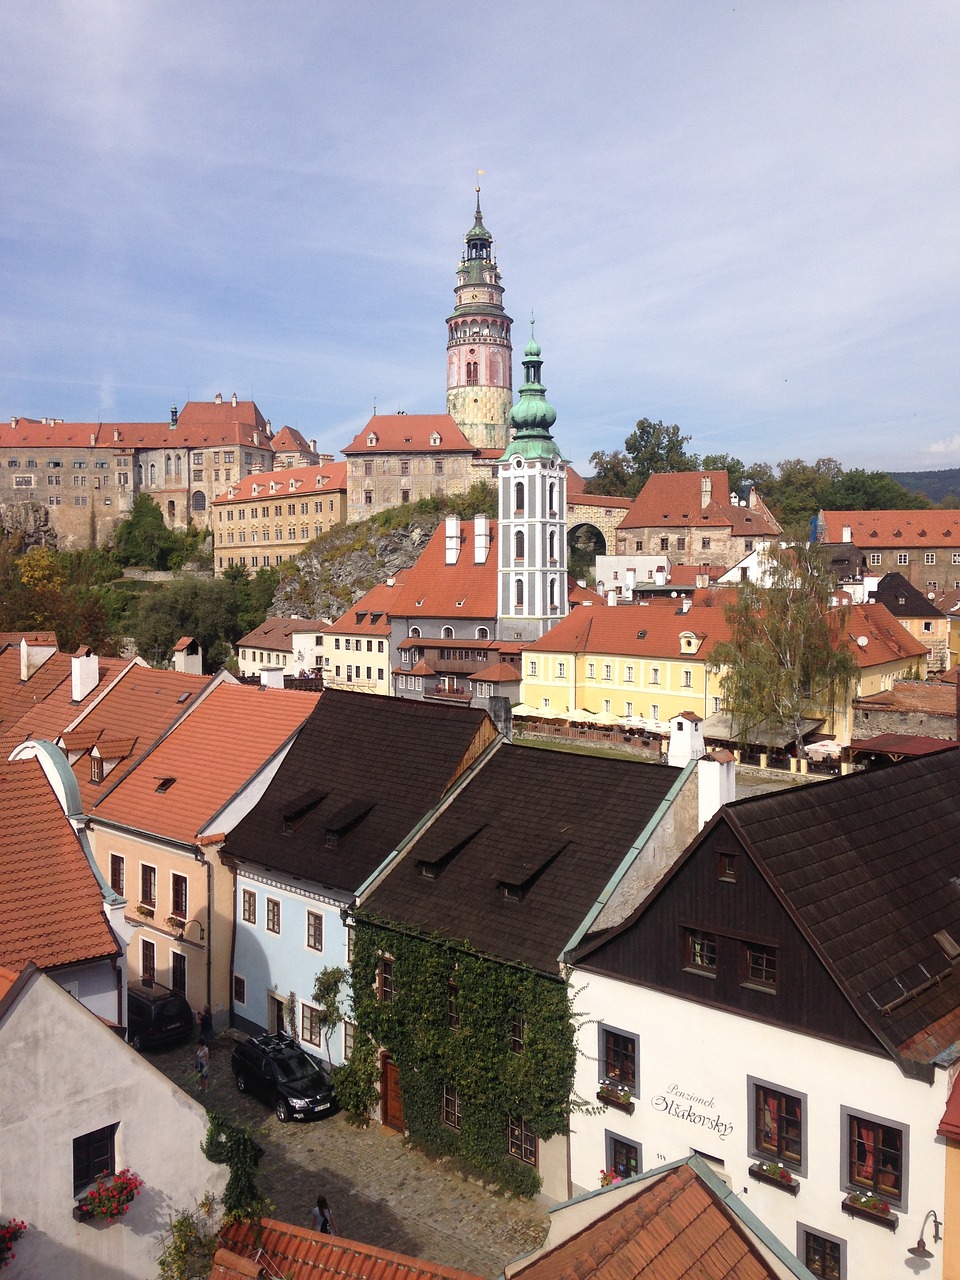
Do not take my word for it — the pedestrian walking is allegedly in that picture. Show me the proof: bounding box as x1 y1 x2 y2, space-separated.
195 1041 210 1092
310 1193 337 1236
199 1005 213 1046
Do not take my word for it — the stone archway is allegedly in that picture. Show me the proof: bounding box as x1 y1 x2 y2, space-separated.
567 522 605 583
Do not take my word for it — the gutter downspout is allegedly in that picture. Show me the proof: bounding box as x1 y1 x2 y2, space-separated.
560 758 697 961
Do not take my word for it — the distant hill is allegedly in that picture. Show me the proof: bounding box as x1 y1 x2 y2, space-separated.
888 469 960 505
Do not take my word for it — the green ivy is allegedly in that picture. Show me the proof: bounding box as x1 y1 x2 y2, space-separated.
337 920 576 1197
201 1113 264 1220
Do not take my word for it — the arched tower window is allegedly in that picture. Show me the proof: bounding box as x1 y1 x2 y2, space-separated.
514 530 525 561
164 454 172 478
549 578 557 610
149 463 157 485
548 530 557 562
175 454 182 478
466 361 479 386
515 578 524 609
548 482 557 514
514 481 525 515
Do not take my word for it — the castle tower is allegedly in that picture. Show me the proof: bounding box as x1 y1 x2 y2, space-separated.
497 322 568 642
446 188 513 451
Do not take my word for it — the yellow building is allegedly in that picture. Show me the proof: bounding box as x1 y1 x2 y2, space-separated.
320 580 399 696
522 600 730 734
213 461 347 576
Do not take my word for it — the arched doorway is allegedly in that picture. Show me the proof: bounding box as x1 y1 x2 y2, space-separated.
567 522 606 581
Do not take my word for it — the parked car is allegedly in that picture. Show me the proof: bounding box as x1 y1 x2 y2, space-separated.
230 1032 338 1122
127 981 194 1051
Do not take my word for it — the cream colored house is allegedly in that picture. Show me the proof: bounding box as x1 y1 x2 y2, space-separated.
236 618 327 678
0 965 227 1279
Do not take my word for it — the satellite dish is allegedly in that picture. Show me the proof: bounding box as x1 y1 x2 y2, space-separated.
857 636 869 647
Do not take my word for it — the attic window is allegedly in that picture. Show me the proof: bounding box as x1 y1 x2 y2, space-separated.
370 612 383 624
282 790 327 833
90 756 103 785
355 611 368 625
177 692 191 704
935 929 960 962
366 433 378 447
155 777 177 793
430 432 442 446
500 883 524 902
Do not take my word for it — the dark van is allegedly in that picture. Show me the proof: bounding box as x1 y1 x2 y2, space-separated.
126 981 194 1050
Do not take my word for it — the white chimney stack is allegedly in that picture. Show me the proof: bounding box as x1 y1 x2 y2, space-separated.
71 647 100 702
606 590 618 607
215 392 222 404
697 750 737 830
445 515 461 565
19 635 57 682
474 514 490 564
682 596 692 613
260 667 284 688
842 525 852 543
701 475 712 509
231 392 238 407
667 712 705 768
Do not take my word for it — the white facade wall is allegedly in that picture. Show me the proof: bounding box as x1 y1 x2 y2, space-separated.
497 454 567 641
570 970 949 1280
0 972 227 1280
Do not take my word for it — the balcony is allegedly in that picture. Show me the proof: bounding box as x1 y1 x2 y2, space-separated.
425 684 473 703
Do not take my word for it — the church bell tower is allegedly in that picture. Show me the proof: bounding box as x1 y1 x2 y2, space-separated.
446 189 513 451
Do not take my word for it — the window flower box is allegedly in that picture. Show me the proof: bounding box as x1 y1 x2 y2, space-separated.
74 1169 144 1223
136 904 154 920
748 1161 800 1195
597 1081 634 1113
841 1192 898 1230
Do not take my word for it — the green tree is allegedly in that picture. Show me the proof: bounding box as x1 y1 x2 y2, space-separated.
311 966 348 1064
583 449 636 497
114 494 178 569
132 578 245 669
819 469 931 511
586 419 699 497
701 453 747 492
711 541 858 757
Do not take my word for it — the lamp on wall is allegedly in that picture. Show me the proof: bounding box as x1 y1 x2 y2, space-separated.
177 918 205 943
907 1209 942 1259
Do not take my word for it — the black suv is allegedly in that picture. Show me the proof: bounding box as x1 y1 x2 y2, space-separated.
127 981 194 1051
230 1033 337 1122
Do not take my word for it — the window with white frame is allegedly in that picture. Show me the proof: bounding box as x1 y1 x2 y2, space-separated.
266 898 280 934
650 666 660 685
557 661 566 678
242 889 256 924
925 552 936 564
682 669 692 688
528 659 537 677
625 701 633 716
507 1116 536 1165
587 662 596 679
870 552 882 566
306 911 323 951
625 664 634 682
897 552 909 565
140 863 157 908
603 663 612 680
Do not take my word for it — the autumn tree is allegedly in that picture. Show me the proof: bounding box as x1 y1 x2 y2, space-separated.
711 541 858 757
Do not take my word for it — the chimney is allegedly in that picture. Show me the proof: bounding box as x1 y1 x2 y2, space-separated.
170 405 178 429
311 439 317 453
172 637 203 675
90 433 96 447
697 750 737 830
260 667 284 689
42 417 48 425
72 646 100 702
667 712 705 768
19 635 57 683
607 589 617 607
445 515 461 565
253 432 259 447
10 417 15 428
682 596 692 613
701 475 712 510
474 514 490 564
231 392 238 407
114 428 120 443
215 392 223 405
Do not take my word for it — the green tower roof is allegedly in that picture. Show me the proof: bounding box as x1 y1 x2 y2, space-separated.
501 318 560 461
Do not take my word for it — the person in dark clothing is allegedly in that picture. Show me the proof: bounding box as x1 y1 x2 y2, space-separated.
199 1005 213 1046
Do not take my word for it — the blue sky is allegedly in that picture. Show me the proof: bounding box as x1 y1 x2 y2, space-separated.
1 1 958 477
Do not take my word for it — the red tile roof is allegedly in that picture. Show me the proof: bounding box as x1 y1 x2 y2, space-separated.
326 581 402 636
469 660 521 682
512 1163 780 1280
939 1074 960 1140
1 419 163 448
272 425 315 453
567 493 633 509
215 1218 484 1280
0 756 119 970
842 602 929 668
527 599 733 660
342 414 476 455
4 399 273 451
389 520 498 618
0 649 128 759
820 510 960 547
238 618 327 652
0 631 58 647
618 471 780 537
215 461 347 504
855 680 957 714
91 683 320 843
58 664 213 811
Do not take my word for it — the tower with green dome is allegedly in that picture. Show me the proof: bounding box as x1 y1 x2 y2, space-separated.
497 322 569 641
445 189 513 451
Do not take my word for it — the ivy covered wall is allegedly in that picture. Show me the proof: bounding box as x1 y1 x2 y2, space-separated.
336 918 576 1197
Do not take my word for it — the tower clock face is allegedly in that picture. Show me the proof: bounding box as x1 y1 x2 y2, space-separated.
471 293 478 300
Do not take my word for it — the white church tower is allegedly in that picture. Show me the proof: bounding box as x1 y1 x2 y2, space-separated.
496 322 568 642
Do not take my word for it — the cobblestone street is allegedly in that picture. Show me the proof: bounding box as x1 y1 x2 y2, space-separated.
152 1034 549 1278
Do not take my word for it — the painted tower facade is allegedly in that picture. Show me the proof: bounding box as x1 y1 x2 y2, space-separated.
497 325 568 642
446 190 513 452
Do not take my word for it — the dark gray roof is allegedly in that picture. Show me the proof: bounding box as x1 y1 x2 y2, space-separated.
869 571 945 619
223 690 494 893
724 748 960 1061
361 745 683 974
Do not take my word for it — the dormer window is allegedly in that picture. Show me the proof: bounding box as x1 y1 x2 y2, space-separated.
366 432 379 447
90 756 103 784
155 777 176 794
430 432 442 447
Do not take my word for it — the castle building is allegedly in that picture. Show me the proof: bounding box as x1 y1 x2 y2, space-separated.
445 189 514 452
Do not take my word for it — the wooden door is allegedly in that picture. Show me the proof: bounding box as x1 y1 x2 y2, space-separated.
381 1055 404 1131
269 995 285 1035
